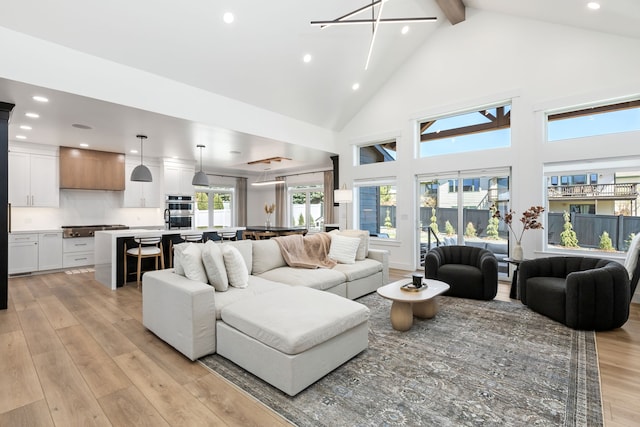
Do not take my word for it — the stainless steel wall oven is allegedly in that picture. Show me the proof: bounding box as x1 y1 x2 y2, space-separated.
164 195 194 229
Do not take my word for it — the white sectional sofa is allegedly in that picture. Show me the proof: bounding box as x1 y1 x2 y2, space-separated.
142 232 389 395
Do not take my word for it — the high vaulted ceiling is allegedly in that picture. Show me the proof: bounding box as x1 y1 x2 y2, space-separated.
1 0 639 175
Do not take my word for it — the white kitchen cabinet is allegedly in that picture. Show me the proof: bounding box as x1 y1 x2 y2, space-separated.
8 151 59 207
164 163 196 196
123 160 161 208
8 233 39 274
63 237 95 268
38 232 63 271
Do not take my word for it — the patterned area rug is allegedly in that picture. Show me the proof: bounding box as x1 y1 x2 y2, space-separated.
199 294 602 426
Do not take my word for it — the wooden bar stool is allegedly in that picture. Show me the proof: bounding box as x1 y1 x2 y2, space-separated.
220 231 237 241
124 235 164 288
168 232 203 267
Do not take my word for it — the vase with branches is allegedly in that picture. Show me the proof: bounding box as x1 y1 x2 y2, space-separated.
492 204 545 260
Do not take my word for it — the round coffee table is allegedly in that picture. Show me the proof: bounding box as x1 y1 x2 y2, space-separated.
376 278 450 331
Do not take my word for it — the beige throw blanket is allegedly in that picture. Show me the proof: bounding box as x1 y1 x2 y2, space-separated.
274 233 337 269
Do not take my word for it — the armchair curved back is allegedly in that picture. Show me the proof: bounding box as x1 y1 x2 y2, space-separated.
519 256 630 330
425 245 498 300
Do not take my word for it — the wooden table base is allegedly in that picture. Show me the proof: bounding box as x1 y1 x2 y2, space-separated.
390 298 439 331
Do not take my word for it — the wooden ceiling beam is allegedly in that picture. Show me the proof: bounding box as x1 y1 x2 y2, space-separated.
434 0 466 25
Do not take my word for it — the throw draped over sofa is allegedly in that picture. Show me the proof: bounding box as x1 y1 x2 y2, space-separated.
518 256 631 331
425 245 498 300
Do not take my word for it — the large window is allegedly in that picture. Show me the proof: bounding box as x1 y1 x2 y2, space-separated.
289 185 324 232
419 104 511 157
547 99 640 141
355 181 397 239
545 161 640 253
195 188 234 228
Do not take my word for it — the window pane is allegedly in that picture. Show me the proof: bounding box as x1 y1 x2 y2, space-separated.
358 185 396 238
194 189 234 228
546 167 640 253
359 140 396 165
548 101 640 142
419 104 511 157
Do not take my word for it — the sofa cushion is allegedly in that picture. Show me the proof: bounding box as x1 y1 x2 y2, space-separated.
328 234 361 264
330 229 369 260
333 258 383 282
182 243 208 283
172 242 191 276
220 287 370 355
222 240 253 275
202 241 229 291
252 239 287 274
222 245 249 288
257 266 346 291
213 276 286 319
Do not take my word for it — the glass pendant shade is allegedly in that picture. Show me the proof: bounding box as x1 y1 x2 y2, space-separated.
131 134 152 182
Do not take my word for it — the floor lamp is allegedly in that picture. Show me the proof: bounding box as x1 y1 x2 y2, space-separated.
334 184 353 230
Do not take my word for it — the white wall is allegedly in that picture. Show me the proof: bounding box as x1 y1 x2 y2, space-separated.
338 9 640 271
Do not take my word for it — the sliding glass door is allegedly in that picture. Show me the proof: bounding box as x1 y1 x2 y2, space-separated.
417 169 510 272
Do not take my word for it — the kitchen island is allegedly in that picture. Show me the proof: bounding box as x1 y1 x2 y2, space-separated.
94 227 244 290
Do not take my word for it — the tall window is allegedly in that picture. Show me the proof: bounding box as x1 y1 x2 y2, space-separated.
289 185 324 232
419 104 511 157
195 188 234 228
355 181 397 239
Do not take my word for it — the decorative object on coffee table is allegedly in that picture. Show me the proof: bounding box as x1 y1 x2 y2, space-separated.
377 278 449 331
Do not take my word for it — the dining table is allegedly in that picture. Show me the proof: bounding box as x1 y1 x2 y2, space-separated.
244 225 308 236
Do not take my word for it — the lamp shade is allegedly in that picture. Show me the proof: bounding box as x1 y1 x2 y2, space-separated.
334 188 353 203
131 134 152 182
192 170 209 186
131 164 152 182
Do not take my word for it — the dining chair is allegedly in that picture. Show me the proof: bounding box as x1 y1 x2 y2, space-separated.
253 231 277 240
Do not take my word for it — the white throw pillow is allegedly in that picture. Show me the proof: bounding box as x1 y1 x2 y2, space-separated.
181 243 208 283
222 245 249 288
172 242 190 276
329 229 369 260
201 240 229 291
328 234 361 264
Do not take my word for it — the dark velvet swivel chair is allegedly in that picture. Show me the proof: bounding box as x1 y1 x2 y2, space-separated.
425 246 498 300
518 257 631 331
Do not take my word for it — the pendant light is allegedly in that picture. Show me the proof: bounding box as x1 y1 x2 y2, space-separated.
192 144 209 186
131 134 152 182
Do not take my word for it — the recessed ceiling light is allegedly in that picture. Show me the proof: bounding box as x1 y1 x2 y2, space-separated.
130 149 139 154
223 12 234 24
352 83 360 91
401 25 410 35
587 2 600 10
303 54 312 63
79 143 89 147
19 125 32 130
25 112 39 118
72 123 92 130
32 95 49 103
16 135 27 140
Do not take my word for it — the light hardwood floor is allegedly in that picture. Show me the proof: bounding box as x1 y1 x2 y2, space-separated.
1 269 638 426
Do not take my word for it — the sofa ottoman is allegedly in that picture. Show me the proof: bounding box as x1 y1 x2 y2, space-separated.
216 286 370 396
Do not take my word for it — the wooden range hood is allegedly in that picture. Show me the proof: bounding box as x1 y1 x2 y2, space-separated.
59 146 125 191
